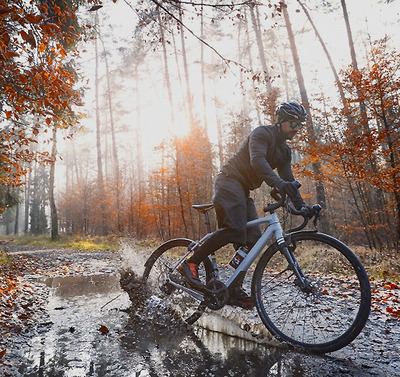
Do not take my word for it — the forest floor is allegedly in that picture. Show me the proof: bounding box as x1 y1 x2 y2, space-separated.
0 240 399 376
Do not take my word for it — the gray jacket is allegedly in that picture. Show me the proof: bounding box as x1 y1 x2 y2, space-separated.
221 124 304 207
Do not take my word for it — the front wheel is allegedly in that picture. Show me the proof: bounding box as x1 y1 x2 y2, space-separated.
142 238 211 324
252 232 371 353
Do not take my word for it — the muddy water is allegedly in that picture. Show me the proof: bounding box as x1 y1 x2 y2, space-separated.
6 271 374 377
9 272 287 376
2 247 398 376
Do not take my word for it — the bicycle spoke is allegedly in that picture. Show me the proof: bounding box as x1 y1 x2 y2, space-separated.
254 233 370 352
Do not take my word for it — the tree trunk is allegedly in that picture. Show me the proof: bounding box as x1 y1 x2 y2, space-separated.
244 10 261 124
238 19 248 118
179 10 194 127
341 0 369 130
134 65 145 237
158 11 174 124
49 126 59 241
174 139 188 237
297 0 346 106
100 35 121 233
248 4 273 93
200 7 208 129
94 16 106 236
282 1 328 230
24 167 31 233
14 201 19 235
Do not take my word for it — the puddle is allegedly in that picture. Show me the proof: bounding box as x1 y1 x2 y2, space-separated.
15 274 131 377
3 271 282 376
2 252 391 376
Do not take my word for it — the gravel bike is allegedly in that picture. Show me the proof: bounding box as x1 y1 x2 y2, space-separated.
142 186 371 353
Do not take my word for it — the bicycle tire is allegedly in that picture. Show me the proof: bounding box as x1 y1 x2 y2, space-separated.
252 231 371 353
142 238 211 323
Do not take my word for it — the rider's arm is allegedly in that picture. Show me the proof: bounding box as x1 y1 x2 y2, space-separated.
248 128 284 188
277 148 305 209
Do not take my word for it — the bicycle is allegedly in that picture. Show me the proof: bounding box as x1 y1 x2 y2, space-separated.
142 186 371 353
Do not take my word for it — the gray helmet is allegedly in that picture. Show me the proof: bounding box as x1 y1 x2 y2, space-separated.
275 101 307 123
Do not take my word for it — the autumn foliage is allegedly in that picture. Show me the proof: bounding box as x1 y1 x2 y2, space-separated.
0 0 85 187
296 40 400 249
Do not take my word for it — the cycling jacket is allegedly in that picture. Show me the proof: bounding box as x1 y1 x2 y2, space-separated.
220 124 304 207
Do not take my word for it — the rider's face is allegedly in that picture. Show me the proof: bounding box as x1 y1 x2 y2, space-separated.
279 120 303 140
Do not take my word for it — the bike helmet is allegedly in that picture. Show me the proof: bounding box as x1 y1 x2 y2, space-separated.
275 101 307 123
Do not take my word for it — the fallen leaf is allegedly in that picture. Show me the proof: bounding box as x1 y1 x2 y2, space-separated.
88 5 103 11
99 325 109 335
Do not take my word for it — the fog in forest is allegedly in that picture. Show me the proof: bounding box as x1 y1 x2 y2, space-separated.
1 0 399 252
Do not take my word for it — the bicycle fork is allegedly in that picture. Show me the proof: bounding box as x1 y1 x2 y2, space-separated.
277 237 312 293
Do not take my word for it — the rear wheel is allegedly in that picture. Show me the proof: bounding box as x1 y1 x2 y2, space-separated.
142 238 211 324
252 232 371 353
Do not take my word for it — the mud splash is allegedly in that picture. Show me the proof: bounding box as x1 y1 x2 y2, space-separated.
1 245 398 376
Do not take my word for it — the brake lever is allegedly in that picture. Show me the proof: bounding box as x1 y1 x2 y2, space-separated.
312 204 322 228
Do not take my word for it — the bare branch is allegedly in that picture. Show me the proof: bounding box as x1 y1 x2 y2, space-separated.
148 0 247 71
168 0 257 7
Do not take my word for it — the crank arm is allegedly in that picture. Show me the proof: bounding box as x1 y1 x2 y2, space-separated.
166 279 204 301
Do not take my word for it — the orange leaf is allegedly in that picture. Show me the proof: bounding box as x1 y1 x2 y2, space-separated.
25 14 43 24
0 349 6 360
99 325 109 334
89 5 103 11
0 7 12 15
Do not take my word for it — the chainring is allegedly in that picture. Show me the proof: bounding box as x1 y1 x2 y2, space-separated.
203 279 229 310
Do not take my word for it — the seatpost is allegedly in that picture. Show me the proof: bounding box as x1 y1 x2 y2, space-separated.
204 212 212 233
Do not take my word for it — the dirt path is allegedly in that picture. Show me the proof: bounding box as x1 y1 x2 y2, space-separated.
0 243 399 376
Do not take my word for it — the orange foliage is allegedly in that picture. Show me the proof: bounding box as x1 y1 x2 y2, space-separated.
0 0 86 186
294 39 400 247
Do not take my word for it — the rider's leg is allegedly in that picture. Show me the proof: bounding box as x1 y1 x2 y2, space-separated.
231 197 262 286
179 174 247 289
245 197 262 246
187 228 239 265
228 197 261 309
179 227 243 289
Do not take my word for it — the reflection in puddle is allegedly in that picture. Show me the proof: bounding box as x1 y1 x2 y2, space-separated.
45 274 123 298
13 273 369 377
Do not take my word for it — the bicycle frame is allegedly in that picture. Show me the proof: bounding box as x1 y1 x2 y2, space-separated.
166 211 287 302
226 212 285 287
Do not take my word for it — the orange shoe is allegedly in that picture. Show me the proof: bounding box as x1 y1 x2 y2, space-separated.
178 261 203 290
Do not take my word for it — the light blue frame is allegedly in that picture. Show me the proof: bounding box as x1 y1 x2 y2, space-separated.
166 212 286 302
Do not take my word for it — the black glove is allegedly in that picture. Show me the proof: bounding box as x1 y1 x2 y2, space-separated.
300 205 315 218
277 181 300 199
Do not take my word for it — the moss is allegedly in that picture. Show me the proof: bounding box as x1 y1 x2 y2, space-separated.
1 234 121 252
0 249 10 266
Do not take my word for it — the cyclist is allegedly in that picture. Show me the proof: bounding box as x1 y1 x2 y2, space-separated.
179 101 313 309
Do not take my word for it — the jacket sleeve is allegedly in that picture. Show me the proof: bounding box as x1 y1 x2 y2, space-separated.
278 146 305 209
248 128 284 188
